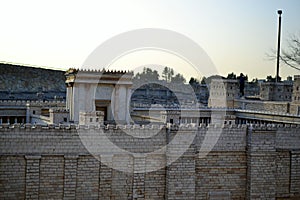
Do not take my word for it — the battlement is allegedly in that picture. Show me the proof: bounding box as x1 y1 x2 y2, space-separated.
65 68 133 75
49 108 68 112
1 123 298 131
294 75 300 79
0 99 65 106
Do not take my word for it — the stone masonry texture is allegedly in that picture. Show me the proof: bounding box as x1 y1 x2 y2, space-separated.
0 124 300 199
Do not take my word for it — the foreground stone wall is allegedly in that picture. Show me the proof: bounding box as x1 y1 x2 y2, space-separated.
193 126 246 199
0 124 299 199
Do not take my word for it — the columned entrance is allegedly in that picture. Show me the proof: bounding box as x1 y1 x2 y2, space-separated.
65 69 133 124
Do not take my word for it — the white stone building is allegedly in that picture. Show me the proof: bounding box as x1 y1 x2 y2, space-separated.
65 69 133 124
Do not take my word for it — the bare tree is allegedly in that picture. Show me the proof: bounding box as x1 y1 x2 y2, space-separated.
268 34 300 71
281 35 300 70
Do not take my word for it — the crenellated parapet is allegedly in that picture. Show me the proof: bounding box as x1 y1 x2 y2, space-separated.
49 108 68 112
2 122 300 132
65 68 133 74
0 99 65 106
0 123 278 131
65 68 133 85
251 123 300 129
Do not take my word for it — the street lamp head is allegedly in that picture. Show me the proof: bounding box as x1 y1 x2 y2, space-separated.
277 10 282 15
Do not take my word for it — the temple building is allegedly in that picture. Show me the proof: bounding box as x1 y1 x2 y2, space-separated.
65 68 133 124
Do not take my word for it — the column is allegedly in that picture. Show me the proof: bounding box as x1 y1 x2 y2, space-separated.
25 156 41 200
133 157 145 199
69 86 73 121
111 155 133 199
113 85 120 122
246 128 276 199
166 144 195 199
290 151 300 194
72 84 79 122
63 155 78 200
26 103 30 123
66 86 70 111
99 161 112 199
125 86 131 124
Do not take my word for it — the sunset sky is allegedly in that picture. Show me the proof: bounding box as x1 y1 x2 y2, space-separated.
1 0 300 81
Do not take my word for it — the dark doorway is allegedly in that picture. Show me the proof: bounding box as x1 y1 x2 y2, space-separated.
96 106 107 121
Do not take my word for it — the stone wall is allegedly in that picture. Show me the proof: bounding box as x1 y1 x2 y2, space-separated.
194 125 247 199
234 99 290 114
0 124 300 199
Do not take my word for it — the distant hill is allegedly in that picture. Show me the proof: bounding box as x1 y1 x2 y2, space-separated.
0 63 66 100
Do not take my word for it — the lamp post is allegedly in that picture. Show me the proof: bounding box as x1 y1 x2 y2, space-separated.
276 10 282 82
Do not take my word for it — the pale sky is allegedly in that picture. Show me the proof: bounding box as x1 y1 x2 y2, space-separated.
0 0 300 80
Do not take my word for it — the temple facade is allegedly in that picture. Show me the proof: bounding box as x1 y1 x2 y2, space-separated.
65 69 133 124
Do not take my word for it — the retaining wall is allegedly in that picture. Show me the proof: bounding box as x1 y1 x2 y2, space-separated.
0 124 299 199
